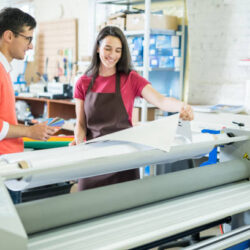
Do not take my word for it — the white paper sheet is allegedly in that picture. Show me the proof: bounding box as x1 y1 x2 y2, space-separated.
88 114 180 152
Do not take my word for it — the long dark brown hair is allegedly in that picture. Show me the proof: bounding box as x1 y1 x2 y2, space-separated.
85 26 133 79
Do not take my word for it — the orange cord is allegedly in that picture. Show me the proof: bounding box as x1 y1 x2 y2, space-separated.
219 224 224 234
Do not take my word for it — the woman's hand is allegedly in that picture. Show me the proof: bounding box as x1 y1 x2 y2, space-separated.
180 103 194 121
69 140 77 146
69 98 87 146
69 136 85 146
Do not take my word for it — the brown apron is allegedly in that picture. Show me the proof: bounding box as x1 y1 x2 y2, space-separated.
78 73 139 190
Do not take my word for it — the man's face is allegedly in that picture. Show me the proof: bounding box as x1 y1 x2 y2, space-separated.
9 26 34 60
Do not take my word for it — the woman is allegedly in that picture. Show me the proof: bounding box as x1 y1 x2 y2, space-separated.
72 26 194 190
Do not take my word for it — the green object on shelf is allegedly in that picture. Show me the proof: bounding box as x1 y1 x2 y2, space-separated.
24 141 70 149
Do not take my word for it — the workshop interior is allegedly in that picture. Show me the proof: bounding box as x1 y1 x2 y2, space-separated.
0 0 250 249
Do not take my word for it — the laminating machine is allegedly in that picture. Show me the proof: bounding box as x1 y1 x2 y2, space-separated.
0 114 250 250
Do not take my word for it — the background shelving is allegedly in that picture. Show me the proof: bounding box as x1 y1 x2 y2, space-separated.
95 0 186 121
97 0 177 5
124 29 176 36
16 97 76 134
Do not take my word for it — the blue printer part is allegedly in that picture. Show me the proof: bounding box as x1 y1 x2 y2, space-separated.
200 129 221 166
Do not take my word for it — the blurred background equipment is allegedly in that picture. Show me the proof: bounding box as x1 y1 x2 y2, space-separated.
15 100 33 122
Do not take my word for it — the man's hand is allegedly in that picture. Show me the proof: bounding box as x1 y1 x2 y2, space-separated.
27 122 59 141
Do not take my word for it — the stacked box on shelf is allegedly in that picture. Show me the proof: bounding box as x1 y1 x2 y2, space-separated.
152 35 172 68
126 14 178 31
107 17 126 30
130 36 144 67
106 12 126 31
155 34 181 69
129 34 181 69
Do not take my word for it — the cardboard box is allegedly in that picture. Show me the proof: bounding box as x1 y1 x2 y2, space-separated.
149 48 156 55
155 35 180 49
174 57 181 68
126 14 177 31
159 56 175 68
107 17 126 31
155 35 172 49
132 107 156 125
171 35 180 48
148 55 175 68
109 12 126 19
133 36 144 50
150 56 159 68
156 48 173 56
173 49 180 57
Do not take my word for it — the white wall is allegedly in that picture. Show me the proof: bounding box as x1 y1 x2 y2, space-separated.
0 1 35 82
34 0 91 59
0 0 125 80
0 0 13 9
187 0 250 105
33 0 118 60
1 0 94 58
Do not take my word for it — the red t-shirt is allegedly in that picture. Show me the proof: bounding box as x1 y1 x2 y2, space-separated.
0 63 23 154
74 71 149 125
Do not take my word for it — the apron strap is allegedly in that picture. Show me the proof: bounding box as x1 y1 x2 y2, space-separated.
115 73 121 96
86 76 96 94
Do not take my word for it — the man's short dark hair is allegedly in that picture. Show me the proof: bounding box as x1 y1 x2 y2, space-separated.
0 7 36 37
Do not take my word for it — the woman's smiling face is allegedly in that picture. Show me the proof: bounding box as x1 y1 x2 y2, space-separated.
98 35 122 71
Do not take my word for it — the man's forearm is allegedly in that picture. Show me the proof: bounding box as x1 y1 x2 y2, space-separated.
6 124 30 138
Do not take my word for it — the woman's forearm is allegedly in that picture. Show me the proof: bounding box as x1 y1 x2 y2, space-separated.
74 123 86 144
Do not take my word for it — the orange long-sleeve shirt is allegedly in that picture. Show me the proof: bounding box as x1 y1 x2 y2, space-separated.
0 55 23 154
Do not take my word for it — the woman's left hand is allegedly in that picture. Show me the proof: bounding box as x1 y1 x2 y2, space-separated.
180 103 194 121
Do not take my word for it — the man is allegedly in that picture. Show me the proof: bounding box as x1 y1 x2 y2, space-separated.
0 7 57 202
